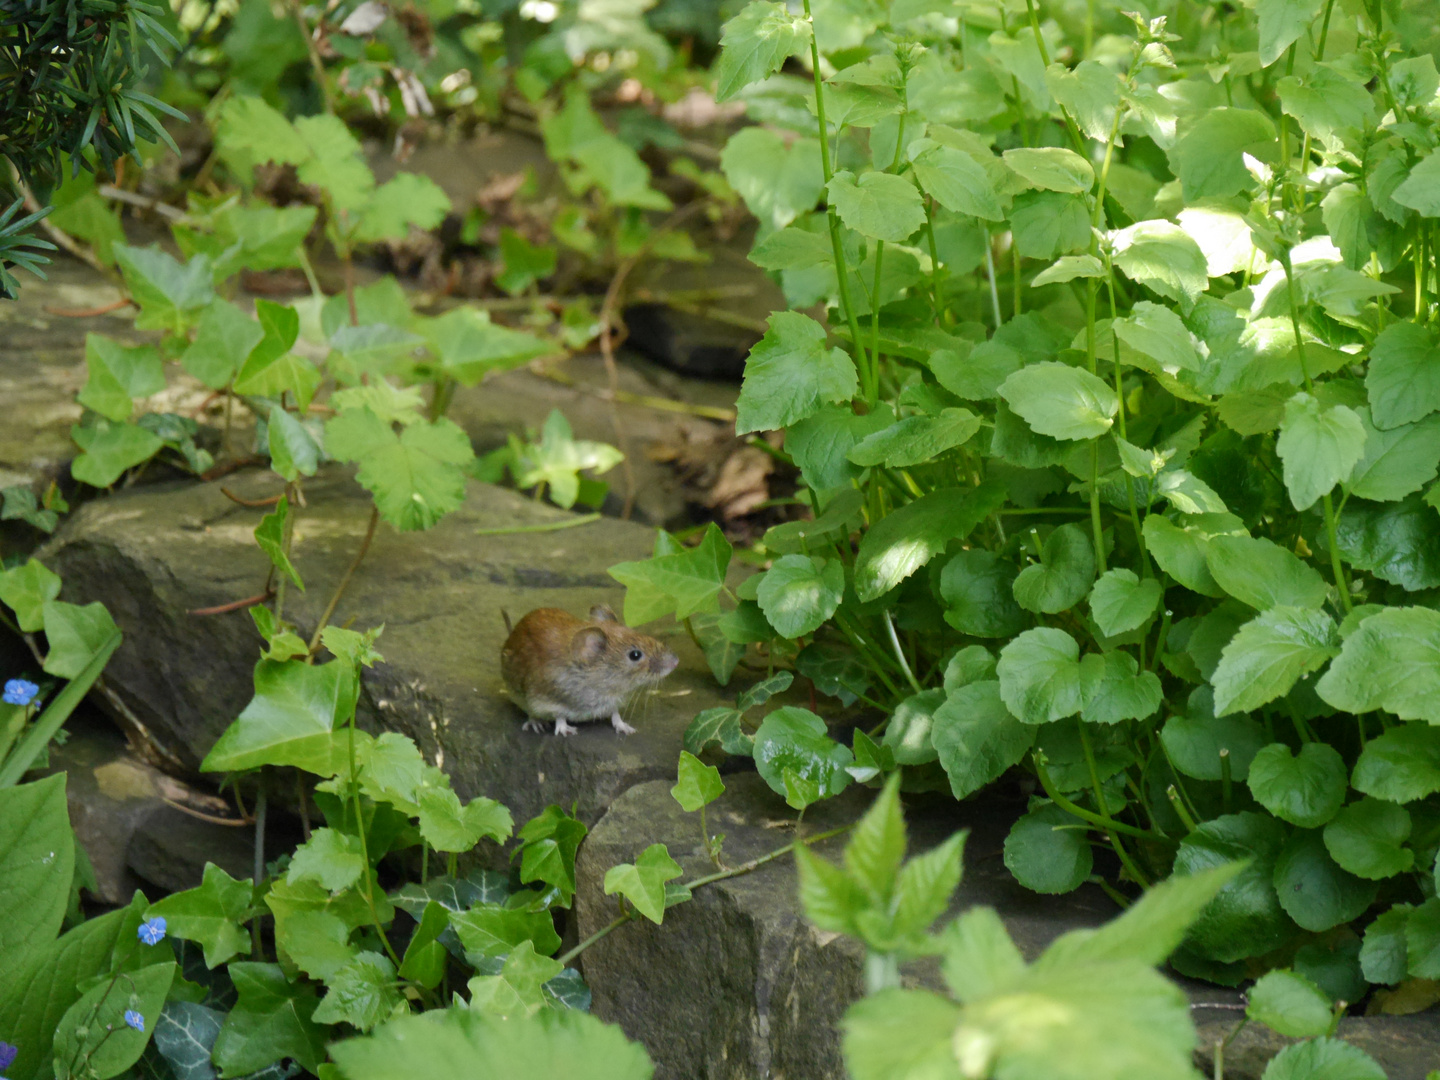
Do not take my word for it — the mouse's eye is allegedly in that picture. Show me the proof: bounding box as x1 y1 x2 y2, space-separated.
627 648 644 662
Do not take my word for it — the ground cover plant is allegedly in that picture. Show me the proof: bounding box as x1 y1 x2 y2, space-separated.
3 0 1440 1075
609 0 1440 1016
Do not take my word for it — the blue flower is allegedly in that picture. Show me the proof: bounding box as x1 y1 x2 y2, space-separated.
0 1040 18 1070
2 680 39 707
137 917 166 946
122 1011 144 1033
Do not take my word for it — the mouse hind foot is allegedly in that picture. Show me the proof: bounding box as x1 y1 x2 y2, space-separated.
610 712 637 736
521 718 546 734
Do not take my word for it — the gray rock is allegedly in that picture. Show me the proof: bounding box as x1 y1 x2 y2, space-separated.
41 720 254 902
573 773 1117 1080
575 776 1440 1080
42 468 731 828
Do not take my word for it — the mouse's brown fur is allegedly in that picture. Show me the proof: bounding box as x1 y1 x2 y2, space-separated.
500 604 678 737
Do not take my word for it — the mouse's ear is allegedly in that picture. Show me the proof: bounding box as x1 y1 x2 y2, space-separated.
589 604 619 623
572 626 609 662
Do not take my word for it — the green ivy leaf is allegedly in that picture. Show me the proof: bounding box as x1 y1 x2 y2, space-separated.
854 483 1005 602
1211 607 1338 717
511 409 623 510
671 751 725 811
0 557 62 632
352 173 452 244
233 301 321 412
41 599 121 678
1351 724 1440 803
1277 392 1366 510
713 0 810 102
516 805 587 907
1365 322 1440 430
1012 523 1095 614
1246 743 1347 828
999 362 1118 440
1089 569 1163 636
417 789 513 853
254 495 303 591
146 863 255 970
201 659 359 775
287 827 365 893
422 307 551 385
735 312 858 435
312 951 399 1032
450 903 562 964
609 523 732 623
267 405 321 483
183 299 265 390
79 334 163 421
1004 803 1092 894
932 681 1035 799
467 940 565 1018
1246 969 1332 1037
151 1001 226 1080
826 170 926 242
291 113 375 212
603 843 684 924
213 967 326 1080
752 706 854 803
496 228 558 295
1322 798 1414 879
997 628 1082 724
71 419 165 488
115 244 215 334
397 901 449 990
683 706 753 758
326 407 475 531
1315 607 1440 723
756 554 844 638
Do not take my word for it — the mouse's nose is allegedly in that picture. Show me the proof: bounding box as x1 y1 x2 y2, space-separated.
658 650 679 676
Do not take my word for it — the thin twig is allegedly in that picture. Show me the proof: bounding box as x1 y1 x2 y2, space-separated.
97 184 190 222
43 298 134 317
307 506 381 656
160 797 253 826
221 487 283 508
201 456 265 481
535 365 736 422
189 590 273 616
474 513 601 536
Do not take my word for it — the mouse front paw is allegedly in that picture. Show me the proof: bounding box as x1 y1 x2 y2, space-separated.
554 719 579 737
522 719 545 734
610 713 637 736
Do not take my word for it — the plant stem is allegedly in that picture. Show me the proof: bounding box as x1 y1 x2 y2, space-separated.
1077 726 1151 887
882 609 922 693
557 823 853 966
802 0 873 404
348 707 404 969
307 506 380 658
984 237 1003 330
475 514 601 536
1032 754 1160 841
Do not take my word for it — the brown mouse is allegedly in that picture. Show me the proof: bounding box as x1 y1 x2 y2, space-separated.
500 605 679 737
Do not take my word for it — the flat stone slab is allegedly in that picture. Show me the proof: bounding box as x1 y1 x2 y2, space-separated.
42 468 730 828
575 775 1440 1080
573 773 1119 1080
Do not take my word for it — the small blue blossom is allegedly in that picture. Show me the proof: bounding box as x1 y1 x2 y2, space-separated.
137 917 166 946
0 1040 18 1070
2 680 39 707
123 1011 144 1033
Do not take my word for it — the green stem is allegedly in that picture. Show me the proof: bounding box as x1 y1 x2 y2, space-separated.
307 505 380 658
882 609 923 693
984 238 1003 330
348 707 403 969
1032 754 1161 841
1078 727 1151 887
475 514 602 536
869 241 885 403
802 0 872 405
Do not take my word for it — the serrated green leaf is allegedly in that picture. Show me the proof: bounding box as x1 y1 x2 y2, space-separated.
1004 803 1091 894
752 706 854 802
326 407 474 531
714 1 810 102
1315 607 1440 723
997 627 1081 724
1002 147 1094 193
1166 108 1276 201
1211 607 1337 716
1247 742 1347 828
1078 650 1162 724
1392 150 1440 218
1012 522 1095 614
1351 724 1440 803
1089 569 1162 636
1277 392 1366 510
1246 969 1332 1036
909 140 1004 220
999 361 1118 440
827 170 926 242
854 483 1005 602
756 554 844 639
735 312 858 435
1323 798 1413 879
352 172 451 244
1111 219 1211 309
1365 322 1440 429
